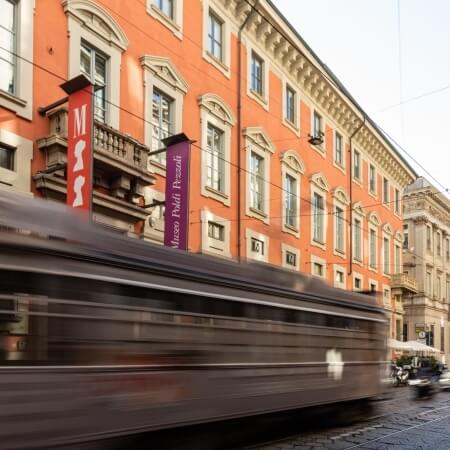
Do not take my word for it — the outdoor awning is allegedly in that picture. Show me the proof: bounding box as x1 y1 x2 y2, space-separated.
388 338 440 353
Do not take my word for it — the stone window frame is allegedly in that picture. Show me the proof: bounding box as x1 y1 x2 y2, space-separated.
146 0 183 40
310 254 326 279
368 162 377 198
383 284 391 308
281 77 300 135
382 175 390 208
394 187 401 217
199 93 235 206
333 129 346 172
368 211 381 274
382 223 393 278
64 0 129 130
141 55 188 176
246 42 270 111
0 129 32 195
369 278 379 294
309 172 330 250
280 150 304 237
201 209 231 258
202 0 231 78
333 264 346 290
394 231 403 274
143 187 165 243
332 186 349 259
310 108 326 155
281 242 300 271
0 0 34 120
245 228 269 263
352 147 362 185
244 127 275 224
352 201 365 266
353 272 364 292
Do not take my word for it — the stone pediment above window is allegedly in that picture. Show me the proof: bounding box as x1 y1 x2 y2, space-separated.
140 55 189 94
243 127 275 153
352 201 366 217
332 186 349 205
280 150 305 174
368 211 381 226
198 93 236 126
383 222 393 235
395 231 403 243
309 172 330 192
63 0 128 51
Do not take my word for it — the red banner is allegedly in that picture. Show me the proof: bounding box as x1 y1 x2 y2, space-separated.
63 77 93 214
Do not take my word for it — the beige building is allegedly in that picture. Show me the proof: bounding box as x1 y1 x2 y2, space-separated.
399 177 450 362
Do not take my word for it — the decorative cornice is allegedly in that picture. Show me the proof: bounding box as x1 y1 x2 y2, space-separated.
215 0 415 187
243 126 275 153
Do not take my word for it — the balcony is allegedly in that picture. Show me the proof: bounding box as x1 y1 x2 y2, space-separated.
34 107 155 235
391 273 418 295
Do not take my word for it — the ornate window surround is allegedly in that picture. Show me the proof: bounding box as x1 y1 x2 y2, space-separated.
198 93 235 206
0 0 34 120
281 242 300 271
309 172 330 250
332 186 349 259
280 150 304 237
244 127 274 224
63 0 128 130
141 55 188 176
245 228 269 263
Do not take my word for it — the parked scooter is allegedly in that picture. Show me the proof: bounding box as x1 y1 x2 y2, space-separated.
391 364 410 387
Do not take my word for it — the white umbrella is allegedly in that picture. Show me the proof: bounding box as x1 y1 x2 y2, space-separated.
404 340 440 353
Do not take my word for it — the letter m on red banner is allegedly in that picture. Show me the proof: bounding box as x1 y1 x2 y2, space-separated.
61 75 94 215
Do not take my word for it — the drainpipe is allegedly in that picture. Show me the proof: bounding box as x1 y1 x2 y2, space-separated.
348 117 365 276
237 0 260 262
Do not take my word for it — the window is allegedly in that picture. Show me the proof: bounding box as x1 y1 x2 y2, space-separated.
426 269 432 295
383 177 389 204
437 231 442 256
313 192 324 244
0 144 14 171
353 150 361 180
284 174 297 228
251 237 264 256
383 237 390 275
384 288 390 303
80 42 107 123
396 320 402 342
285 85 295 124
313 111 323 138
207 11 222 61
250 152 264 212
441 326 445 352
282 244 299 270
335 206 344 253
446 238 450 262
201 210 231 257
403 224 409 250
437 273 442 299
151 89 173 165
395 188 400 214
403 323 408 342
369 228 377 269
285 250 297 268
447 278 450 301
335 132 343 166
206 123 224 192
154 0 173 18
395 244 401 273
0 0 16 95
208 221 224 241
313 262 324 277
370 282 377 292
369 164 376 193
251 51 263 96
354 276 362 291
426 226 432 251
354 218 362 261
336 270 344 284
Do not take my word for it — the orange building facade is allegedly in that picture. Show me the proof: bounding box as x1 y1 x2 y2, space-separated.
0 0 416 336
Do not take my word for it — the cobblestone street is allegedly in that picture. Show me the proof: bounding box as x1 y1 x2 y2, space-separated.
254 388 450 450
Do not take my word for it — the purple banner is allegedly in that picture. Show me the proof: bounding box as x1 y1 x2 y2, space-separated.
164 137 191 250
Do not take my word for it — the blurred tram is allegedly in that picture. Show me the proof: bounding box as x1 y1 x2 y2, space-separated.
0 191 387 449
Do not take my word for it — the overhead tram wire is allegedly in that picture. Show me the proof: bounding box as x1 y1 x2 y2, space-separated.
3 43 449 220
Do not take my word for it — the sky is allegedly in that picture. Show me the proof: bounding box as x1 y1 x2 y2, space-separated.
273 0 450 195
